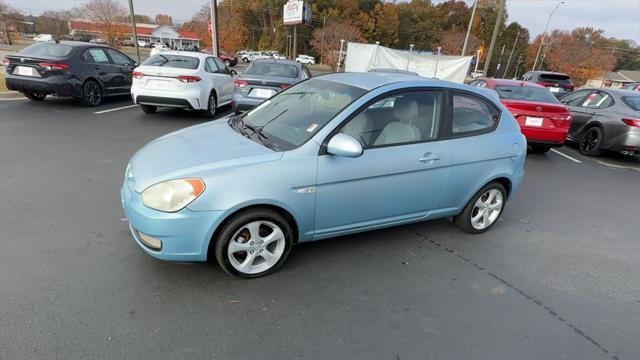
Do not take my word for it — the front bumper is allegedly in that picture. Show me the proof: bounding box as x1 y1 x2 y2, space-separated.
121 182 224 261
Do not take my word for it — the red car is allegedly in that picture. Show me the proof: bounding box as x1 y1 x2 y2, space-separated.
470 78 573 153
201 48 238 67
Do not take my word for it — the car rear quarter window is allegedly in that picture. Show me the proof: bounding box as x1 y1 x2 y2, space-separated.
244 63 299 78
539 74 572 85
581 92 613 108
106 49 133 66
451 94 499 135
21 42 74 57
142 54 199 69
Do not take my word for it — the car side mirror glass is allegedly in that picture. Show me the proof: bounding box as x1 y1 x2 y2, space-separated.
326 133 363 158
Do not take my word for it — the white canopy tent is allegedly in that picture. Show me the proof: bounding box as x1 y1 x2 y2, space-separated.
344 42 472 84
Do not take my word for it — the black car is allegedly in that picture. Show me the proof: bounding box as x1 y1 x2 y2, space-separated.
522 71 575 98
4 41 137 106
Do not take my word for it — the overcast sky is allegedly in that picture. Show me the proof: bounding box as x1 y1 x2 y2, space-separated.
7 0 640 43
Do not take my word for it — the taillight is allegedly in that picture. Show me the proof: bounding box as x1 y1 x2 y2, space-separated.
2 58 9 66
622 118 640 127
176 75 201 83
132 71 144 79
234 80 248 88
38 62 70 71
279 84 290 89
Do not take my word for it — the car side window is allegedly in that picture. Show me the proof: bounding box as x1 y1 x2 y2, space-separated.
213 58 230 75
561 90 590 107
205 57 218 73
88 48 110 64
581 91 613 109
451 94 499 135
106 49 132 66
339 91 442 149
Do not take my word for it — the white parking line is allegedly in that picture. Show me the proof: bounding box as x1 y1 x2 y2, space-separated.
94 104 138 114
596 161 640 172
550 149 582 163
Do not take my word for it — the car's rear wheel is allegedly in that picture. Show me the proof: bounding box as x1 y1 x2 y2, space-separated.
81 80 103 107
24 92 46 101
140 104 157 114
214 208 293 278
454 182 506 234
579 127 603 156
529 144 551 154
202 92 217 118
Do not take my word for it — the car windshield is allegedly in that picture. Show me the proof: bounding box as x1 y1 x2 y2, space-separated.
621 96 640 111
495 85 560 103
244 63 298 78
539 74 572 85
21 42 74 57
231 79 367 151
142 54 199 69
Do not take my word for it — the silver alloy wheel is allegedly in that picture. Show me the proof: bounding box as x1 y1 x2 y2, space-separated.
208 94 217 116
470 189 504 230
227 220 286 275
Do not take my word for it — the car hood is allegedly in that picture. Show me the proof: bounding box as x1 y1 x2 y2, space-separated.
129 119 281 192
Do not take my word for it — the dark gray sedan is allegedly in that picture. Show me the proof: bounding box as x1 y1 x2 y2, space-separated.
232 60 311 114
560 88 640 156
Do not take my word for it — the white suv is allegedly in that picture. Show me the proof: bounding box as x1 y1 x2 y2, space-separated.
296 55 315 65
131 52 235 117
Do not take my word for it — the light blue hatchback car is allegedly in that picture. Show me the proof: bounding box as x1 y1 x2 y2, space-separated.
122 72 526 278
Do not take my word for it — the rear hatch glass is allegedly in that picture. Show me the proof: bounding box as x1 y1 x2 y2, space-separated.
539 74 572 85
143 54 199 69
244 63 298 78
20 42 74 57
622 96 640 111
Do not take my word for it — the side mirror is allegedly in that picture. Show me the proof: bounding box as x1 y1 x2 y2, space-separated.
326 133 363 158
231 69 238 77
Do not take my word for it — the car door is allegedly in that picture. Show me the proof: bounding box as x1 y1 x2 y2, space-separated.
84 48 117 92
314 90 450 238
105 48 135 94
560 90 598 138
211 57 234 103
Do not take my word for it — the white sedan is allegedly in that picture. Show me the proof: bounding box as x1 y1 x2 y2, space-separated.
131 51 236 117
33 34 54 42
150 44 170 57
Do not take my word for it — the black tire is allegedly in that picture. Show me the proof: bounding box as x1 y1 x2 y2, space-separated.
214 208 294 278
201 92 217 118
140 104 157 114
454 182 507 234
579 127 603 156
529 144 551 154
81 79 103 107
23 92 46 101
224 59 232 67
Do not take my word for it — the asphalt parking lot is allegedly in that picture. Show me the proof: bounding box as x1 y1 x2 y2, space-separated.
0 95 638 360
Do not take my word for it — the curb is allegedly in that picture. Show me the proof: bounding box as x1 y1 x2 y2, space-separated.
0 91 26 100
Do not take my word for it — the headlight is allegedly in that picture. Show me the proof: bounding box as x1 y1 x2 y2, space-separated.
142 178 205 212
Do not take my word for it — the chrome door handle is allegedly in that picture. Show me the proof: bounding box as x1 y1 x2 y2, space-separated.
419 153 440 163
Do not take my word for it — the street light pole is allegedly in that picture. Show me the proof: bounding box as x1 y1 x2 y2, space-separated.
461 0 478 56
127 0 140 63
406 44 414 70
532 1 564 71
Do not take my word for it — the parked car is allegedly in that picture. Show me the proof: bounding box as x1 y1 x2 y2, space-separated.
4 41 136 106
131 51 236 117
296 54 315 65
137 40 149 48
121 72 526 278
238 49 252 57
622 82 640 91
33 34 54 43
89 38 108 45
559 88 640 156
470 70 484 79
470 78 572 153
201 48 238 67
122 39 134 47
522 71 575 98
150 44 170 57
268 51 286 60
242 51 271 63
232 59 311 114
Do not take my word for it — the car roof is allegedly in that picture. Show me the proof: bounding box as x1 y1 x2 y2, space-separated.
317 72 443 91
480 78 545 88
587 88 640 97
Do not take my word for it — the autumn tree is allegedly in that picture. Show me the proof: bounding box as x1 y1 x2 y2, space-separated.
134 14 152 24
79 0 127 46
358 3 400 47
188 2 248 53
36 11 71 39
310 21 364 66
154 14 173 26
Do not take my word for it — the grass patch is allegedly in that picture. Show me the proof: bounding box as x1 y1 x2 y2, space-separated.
0 71 8 92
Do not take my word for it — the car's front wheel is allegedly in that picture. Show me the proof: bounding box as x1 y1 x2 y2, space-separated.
214 208 294 278
454 182 506 234
81 80 103 107
24 92 46 101
140 104 157 114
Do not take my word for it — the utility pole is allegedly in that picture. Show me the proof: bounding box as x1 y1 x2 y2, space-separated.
209 0 219 56
320 16 326 64
406 44 414 70
337 39 345 72
513 54 523 79
292 25 297 59
127 0 140 63
495 44 506 76
502 28 520 78
483 0 505 76
461 0 478 56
